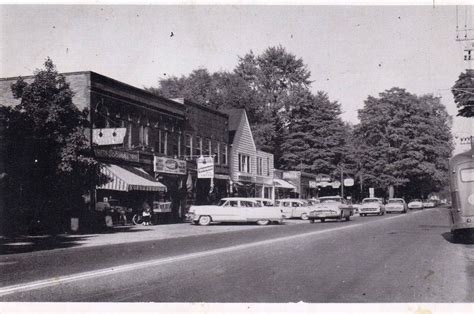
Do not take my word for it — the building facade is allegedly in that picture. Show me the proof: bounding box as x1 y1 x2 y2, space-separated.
173 98 230 205
222 109 274 199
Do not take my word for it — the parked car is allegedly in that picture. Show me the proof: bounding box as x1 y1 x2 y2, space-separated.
422 200 436 208
385 198 408 214
187 197 283 226
408 199 424 210
359 198 386 216
307 196 354 223
306 199 320 206
275 199 313 220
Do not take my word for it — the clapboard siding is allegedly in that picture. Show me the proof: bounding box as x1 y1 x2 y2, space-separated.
256 150 274 181
229 110 257 183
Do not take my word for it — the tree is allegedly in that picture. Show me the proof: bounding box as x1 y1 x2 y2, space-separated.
354 88 453 199
279 90 348 176
2 58 107 234
452 69 474 117
147 46 314 167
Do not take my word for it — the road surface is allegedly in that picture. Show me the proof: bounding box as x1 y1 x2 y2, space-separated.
0 207 472 302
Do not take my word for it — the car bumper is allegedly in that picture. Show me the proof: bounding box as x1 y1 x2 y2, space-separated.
359 208 381 213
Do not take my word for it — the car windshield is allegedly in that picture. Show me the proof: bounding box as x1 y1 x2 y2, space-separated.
388 199 404 204
411 199 421 202
319 197 342 203
363 198 379 203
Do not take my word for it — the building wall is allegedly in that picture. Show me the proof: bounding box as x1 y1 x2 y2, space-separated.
229 111 257 184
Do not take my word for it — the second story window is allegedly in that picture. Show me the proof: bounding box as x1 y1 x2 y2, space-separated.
195 136 202 156
257 157 263 175
155 129 168 155
214 142 220 165
185 134 192 157
139 125 149 147
238 153 251 173
203 138 211 156
222 144 228 166
267 157 270 176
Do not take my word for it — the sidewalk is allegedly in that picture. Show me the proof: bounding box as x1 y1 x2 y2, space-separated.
0 220 305 255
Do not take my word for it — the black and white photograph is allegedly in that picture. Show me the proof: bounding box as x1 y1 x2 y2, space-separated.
0 1 473 312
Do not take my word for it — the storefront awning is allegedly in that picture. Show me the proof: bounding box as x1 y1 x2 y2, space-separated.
98 164 167 192
274 178 296 190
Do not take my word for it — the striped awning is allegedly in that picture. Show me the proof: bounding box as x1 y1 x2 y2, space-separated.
98 164 167 192
274 178 296 190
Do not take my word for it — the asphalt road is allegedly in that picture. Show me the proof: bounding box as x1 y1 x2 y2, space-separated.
0 207 472 302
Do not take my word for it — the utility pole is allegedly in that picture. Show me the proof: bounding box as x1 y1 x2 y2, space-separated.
340 164 344 199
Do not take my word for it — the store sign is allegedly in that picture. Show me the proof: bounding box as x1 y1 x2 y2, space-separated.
331 181 341 189
92 128 126 146
95 148 139 163
154 157 186 175
344 178 354 187
316 174 331 182
197 156 214 178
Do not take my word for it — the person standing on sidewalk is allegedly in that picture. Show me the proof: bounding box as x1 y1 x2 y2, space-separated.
142 200 152 226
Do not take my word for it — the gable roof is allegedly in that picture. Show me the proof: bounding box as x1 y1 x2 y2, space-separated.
220 108 245 131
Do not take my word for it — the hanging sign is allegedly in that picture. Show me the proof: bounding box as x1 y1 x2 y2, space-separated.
197 156 214 178
154 157 186 175
92 128 126 146
309 180 317 188
369 188 375 198
344 178 354 187
331 181 341 189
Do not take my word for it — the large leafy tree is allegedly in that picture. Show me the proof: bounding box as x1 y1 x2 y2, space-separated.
354 88 453 199
148 46 313 167
452 69 474 117
1 58 106 234
280 90 347 175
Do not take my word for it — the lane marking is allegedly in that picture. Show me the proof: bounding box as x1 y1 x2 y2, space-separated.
0 209 433 297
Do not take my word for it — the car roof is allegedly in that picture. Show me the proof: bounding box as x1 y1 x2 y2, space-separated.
388 198 405 201
319 196 342 199
221 198 257 202
276 199 306 202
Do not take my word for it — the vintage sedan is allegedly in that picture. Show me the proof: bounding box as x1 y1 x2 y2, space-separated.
275 199 313 220
422 200 436 208
408 199 424 210
307 196 354 223
385 198 408 214
359 198 386 216
187 198 283 226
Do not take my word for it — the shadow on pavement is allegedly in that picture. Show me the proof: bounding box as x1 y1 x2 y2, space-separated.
0 226 150 255
442 231 474 245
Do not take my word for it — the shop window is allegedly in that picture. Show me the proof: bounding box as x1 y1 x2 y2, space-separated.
257 157 263 175
185 134 192 156
238 153 251 173
222 144 228 165
264 187 272 199
195 136 202 156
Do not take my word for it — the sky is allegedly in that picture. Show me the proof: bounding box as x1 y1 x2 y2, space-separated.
1 4 473 148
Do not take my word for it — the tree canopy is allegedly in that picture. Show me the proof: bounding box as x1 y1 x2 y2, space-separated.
452 69 474 117
354 87 453 198
1 58 107 234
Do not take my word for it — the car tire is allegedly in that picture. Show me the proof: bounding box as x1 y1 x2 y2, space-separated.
309 219 315 224
345 214 350 221
198 215 211 226
256 219 270 226
301 213 309 220
321 218 325 223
